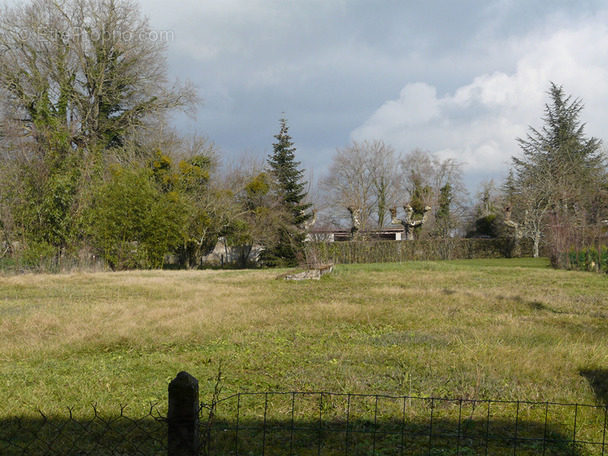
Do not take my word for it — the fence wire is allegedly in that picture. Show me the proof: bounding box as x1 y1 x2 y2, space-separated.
0 404 167 456
207 392 608 456
2 393 607 455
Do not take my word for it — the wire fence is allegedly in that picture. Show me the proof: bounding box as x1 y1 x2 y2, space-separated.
1 404 167 455
0 250 109 275
208 392 608 456
3 391 607 456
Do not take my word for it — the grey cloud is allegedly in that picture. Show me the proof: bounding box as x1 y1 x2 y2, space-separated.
140 0 608 192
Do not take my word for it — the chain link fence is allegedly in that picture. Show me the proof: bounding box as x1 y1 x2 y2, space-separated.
2 395 608 455
2 371 608 455
1 404 166 455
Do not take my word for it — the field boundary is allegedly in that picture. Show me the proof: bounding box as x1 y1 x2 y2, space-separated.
3 372 608 455
307 238 539 264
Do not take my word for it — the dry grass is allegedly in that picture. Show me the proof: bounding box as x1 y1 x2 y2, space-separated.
1 258 607 422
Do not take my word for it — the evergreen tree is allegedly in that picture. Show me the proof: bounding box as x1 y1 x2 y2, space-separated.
409 175 433 216
511 82 607 258
514 83 604 207
264 116 312 266
268 116 312 224
465 178 507 239
434 183 453 237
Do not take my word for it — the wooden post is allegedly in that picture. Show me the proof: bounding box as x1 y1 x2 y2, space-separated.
168 371 200 456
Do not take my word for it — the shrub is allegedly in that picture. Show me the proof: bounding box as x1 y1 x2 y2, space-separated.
87 167 187 270
563 245 608 273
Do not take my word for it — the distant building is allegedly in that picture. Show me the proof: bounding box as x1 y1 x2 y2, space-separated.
308 227 405 242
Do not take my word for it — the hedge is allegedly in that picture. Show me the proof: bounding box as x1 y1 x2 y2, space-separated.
554 245 608 274
306 238 535 265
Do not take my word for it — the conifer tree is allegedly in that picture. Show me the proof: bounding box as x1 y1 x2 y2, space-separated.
434 183 453 237
514 82 604 206
268 116 312 225
264 115 312 265
511 82 607 258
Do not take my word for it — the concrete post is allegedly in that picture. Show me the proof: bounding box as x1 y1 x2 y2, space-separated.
168 371 200 456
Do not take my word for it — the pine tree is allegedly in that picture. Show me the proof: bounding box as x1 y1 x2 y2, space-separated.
264 115 312 265
268 116 312 225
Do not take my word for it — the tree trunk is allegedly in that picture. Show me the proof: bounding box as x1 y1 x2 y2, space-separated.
533 231 541 258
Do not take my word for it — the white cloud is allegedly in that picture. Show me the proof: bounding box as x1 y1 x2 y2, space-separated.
351 16 608 187
361 83 440 128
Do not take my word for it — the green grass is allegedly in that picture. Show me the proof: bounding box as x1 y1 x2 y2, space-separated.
1 258 607 453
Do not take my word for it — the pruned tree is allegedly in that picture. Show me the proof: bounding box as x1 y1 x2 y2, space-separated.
347 206 363 238
390 204 432 240
399 149 467 238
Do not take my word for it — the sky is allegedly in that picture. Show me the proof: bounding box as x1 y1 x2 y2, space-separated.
140 0 608 193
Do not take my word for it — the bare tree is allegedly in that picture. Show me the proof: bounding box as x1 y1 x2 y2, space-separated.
502 167 554 257
366 140 401 227
399 149 467 237
0 0 198 152
322 141 375 230
321 139 402 230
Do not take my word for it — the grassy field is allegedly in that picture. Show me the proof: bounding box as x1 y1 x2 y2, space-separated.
1 258 608 453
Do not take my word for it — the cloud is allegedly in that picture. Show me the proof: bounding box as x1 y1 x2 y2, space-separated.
351 15 608 187
137 0 608 193
363 83 441 127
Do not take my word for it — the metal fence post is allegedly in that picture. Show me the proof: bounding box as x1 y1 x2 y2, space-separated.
168 371 200 456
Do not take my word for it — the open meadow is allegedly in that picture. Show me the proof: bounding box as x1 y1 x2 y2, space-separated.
1 258 608 454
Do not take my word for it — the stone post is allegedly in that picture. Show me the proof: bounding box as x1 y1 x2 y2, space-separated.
168 371 200 456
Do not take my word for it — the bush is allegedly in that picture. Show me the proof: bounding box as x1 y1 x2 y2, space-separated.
560 245 608 273
87 167 187 270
